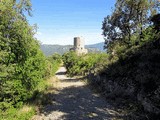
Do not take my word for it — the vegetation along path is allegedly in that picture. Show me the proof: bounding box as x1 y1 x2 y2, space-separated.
32 66 123 120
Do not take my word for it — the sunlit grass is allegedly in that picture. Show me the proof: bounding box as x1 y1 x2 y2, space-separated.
0 105 35 120
0 76 60 120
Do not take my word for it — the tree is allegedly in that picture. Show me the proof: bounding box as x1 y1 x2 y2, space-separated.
0 0 46 109
102 0 160 49
151 13 160 31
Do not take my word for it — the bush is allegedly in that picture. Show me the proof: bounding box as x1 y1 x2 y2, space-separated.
45 53 62 77
0 105 35 120
0 0 46 111
62 51 108 76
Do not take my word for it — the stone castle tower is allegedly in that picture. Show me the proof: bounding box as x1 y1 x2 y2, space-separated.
70 37 88 55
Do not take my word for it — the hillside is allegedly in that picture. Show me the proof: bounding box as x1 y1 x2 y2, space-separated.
40 44 73 56
86 42 105 51
88 39 160 119
40 42 105 56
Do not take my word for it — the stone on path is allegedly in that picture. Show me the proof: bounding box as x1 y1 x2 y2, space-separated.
32 67 123 120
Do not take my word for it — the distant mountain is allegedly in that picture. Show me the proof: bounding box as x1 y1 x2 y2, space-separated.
86 42 105 51
40 42 105 56
40 44 73 56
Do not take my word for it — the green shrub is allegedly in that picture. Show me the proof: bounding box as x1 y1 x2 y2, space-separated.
63 52 108 76
45 53 62 77
0 0 46 111
0 106 35 120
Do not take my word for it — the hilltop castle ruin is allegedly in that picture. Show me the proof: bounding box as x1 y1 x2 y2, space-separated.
70 37 88 55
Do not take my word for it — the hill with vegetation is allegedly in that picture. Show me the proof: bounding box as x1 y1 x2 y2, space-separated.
40 42 104 56
86 42 105 51
40 44 73 56
63 0 160 119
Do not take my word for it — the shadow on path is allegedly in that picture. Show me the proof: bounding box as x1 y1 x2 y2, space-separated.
55 71 66 76
36 67 124 120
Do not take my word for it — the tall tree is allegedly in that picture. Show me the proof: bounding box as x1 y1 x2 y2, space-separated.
102 0 160 49
0 0 46 109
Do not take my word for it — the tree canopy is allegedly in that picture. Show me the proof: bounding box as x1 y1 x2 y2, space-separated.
0 0 46 109
102 0 160 49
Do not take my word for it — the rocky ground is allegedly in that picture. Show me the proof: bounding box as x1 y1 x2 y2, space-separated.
32 67 124 120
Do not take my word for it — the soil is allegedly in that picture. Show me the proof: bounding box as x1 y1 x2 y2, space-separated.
32 67 123 120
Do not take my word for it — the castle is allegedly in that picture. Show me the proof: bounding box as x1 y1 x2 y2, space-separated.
70 37 88 55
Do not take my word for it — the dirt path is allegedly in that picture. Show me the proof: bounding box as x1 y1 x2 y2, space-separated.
32 67 123 120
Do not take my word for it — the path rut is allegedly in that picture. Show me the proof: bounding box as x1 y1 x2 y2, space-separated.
32 67 123 120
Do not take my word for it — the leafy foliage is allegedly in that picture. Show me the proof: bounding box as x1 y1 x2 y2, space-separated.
0 106 35 120
63 51 108 76
0 1 62 119
45 53 62 77
85 0 160 119
0 0 46 111
102 0 159 49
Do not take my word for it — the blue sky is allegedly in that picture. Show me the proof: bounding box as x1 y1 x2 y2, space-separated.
28 0 115 45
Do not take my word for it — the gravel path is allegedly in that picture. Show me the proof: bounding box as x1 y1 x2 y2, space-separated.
32 67 123 120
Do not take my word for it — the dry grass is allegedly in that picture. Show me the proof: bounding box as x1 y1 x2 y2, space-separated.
19 105 33 114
